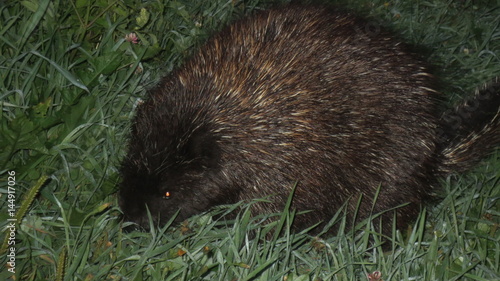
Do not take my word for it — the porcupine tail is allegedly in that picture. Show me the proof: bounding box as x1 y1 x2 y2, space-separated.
437 78 500 174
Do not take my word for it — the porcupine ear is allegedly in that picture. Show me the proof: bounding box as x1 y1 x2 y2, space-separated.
181 127 220 171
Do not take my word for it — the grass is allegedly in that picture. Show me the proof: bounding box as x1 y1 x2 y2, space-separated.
0 0 499 280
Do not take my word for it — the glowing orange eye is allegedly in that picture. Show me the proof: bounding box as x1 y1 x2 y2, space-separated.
163 192 171 199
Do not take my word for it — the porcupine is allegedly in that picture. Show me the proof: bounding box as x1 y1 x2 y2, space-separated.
118 5 500 234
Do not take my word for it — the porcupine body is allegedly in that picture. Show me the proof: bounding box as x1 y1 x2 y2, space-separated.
118 5 500 233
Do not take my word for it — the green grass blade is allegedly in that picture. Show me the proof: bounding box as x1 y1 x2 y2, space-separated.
30 50 89 92
18 0 50 53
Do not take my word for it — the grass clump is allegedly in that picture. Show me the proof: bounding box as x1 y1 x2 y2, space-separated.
1 0 499 280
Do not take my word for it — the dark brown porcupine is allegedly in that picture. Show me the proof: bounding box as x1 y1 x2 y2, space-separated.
118 6 500 234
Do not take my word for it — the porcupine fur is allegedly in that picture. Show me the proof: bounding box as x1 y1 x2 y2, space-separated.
118 5 500 234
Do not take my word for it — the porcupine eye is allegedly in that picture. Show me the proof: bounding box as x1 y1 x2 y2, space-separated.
162 191 171 200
